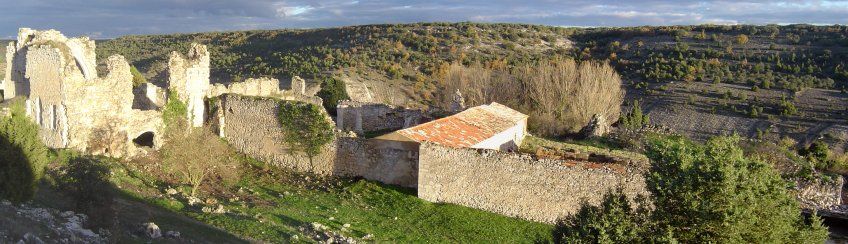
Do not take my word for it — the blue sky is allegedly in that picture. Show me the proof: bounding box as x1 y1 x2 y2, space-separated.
1 0 847 38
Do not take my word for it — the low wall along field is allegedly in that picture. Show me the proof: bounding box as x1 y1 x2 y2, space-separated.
417 143 649 223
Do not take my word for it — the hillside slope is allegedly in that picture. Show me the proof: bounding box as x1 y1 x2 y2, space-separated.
90 23 848 150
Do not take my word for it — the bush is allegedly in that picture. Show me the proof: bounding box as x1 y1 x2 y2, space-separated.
162 91 188 128
620 100 649 129
160 107 239 197
277 101 335 167
59 156 115 229
0 99 49 203
130 65 147 87
316 77 349 116
552 190 648 244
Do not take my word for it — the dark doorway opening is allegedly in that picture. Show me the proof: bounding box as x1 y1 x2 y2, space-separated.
132 131 155 148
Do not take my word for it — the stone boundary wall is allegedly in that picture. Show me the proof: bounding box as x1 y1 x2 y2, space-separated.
417 143 649 223
217 94 419 187
335 137 419 187
217 94 336 174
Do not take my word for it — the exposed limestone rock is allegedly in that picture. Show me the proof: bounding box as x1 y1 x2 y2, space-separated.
342 78 374 103
141 222 161 239
580 114 611 138
449 89 465 113
168 43 210 127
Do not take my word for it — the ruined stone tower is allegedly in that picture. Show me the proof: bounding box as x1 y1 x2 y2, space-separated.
168 43 210 128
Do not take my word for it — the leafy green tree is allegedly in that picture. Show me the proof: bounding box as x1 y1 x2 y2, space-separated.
0 99 49 203
645 136 827 243
316 77 349 115
277 101 335 168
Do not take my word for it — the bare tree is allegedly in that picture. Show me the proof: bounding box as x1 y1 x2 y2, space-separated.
440 57 624 137
160 125 239 197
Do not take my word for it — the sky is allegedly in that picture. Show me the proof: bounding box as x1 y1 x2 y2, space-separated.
0 0 847 39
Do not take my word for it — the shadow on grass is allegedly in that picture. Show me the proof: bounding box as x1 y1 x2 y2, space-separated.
35 157 247 244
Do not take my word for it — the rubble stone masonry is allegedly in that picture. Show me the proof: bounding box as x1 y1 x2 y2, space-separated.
417 143 649 223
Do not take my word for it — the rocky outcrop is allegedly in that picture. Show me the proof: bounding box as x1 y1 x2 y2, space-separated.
580 114 611 138
449 89 465 113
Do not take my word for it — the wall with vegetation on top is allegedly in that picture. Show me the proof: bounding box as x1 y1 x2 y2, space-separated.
417 143 649 223
217 94 420 187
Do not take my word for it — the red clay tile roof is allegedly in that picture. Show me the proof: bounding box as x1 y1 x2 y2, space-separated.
394 102 528 148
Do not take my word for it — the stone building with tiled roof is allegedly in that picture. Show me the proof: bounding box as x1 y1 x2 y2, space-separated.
377 102 528 151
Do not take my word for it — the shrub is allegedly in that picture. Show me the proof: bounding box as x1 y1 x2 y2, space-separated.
316 77 349 115
59 156 115 229
552 190 649 244
130 65 147 87
277 101 335 168
162 91 188 128
779 98 797 116
441 57 623 137
620 100 649 129
0 99 49 203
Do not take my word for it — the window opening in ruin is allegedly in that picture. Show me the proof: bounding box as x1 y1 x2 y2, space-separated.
132 131 155 148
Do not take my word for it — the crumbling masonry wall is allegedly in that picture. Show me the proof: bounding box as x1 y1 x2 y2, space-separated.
206 76 308 99
336 100 425 134
417 143 649 223
168 43 210 127
216 94 419 186
4 28 163 157
216 94 336 174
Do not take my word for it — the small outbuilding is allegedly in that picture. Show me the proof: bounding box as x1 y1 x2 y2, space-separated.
377 102 528 151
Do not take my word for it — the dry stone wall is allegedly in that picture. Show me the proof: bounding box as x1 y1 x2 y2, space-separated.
335 137 419 187
417 143 649 223
217 94 419 186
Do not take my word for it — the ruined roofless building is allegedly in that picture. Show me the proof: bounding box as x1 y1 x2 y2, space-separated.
2 28 164 157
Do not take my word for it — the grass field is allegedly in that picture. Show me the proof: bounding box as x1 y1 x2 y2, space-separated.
105 155 553 243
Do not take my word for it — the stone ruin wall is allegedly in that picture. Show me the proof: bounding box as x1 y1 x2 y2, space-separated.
3 28 163 157
168 43 210 128
336 100 425 134
206 76 307 99
417 143 649 223
216 94 419 186
335 137 419 188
